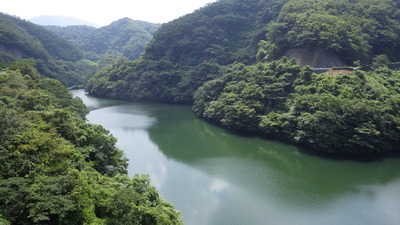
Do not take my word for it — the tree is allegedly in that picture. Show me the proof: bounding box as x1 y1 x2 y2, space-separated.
372 54 390 68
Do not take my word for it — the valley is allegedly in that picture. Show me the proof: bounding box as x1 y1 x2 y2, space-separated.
1 0 400 224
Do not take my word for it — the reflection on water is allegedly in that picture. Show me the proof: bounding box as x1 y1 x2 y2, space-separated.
69 89 126 110
73 90 400 225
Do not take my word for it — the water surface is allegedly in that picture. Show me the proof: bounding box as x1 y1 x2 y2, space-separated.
71 89 400 225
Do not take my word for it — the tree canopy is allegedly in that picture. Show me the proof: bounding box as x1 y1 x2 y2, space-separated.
193 58 400 154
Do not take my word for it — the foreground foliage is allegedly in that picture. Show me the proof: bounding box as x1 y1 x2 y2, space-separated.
0 61 182 224
193 58 400 154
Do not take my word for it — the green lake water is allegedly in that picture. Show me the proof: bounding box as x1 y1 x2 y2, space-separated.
71 89 400 225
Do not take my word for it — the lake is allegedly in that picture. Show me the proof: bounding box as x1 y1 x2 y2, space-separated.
71 89 400 225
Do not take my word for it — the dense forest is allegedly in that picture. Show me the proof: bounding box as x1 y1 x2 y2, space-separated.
0 60 182 224
193 58 400 154
259 0 400 63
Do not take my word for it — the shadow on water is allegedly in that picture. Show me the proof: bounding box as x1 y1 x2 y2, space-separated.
69 89 127 111
193 118 400 163
144 104 400 203
295 143 400 163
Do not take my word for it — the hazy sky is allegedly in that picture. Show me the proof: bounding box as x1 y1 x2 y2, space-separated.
1 0 218 26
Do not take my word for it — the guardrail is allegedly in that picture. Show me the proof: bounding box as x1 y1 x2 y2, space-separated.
311 67 358 74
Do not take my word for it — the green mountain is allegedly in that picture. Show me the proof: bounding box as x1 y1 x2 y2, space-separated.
0 14 159 87
142 0 284 66
78 18 160 61
0 13 83 61
44 25 97 47
86 0 286 103
45 18 160 62
0 13 93 86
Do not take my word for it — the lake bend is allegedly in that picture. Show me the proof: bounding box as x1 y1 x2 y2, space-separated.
71 89 400 225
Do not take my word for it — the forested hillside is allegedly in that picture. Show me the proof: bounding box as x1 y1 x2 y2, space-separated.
44 25 97 47
259 0 400 64
86 0 287 103
0 13 95 86
0 13 83 61
78 18 160 61
0 60 182 224
0 14 159 87
45 18 159 62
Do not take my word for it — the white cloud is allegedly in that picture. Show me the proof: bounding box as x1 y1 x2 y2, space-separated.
1 0 217 25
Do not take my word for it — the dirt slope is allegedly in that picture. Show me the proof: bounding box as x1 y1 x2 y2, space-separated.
283 48 346 68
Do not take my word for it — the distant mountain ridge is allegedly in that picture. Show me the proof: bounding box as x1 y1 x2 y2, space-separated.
78 18 160 61
45 17 160 61
44 25 97 47
0 13 83 61
30 15 100 27
0 12 90 85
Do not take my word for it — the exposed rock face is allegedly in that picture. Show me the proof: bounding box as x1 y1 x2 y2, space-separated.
283 48 346 67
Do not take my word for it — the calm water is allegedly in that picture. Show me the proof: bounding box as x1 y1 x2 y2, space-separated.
71 89 400 225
